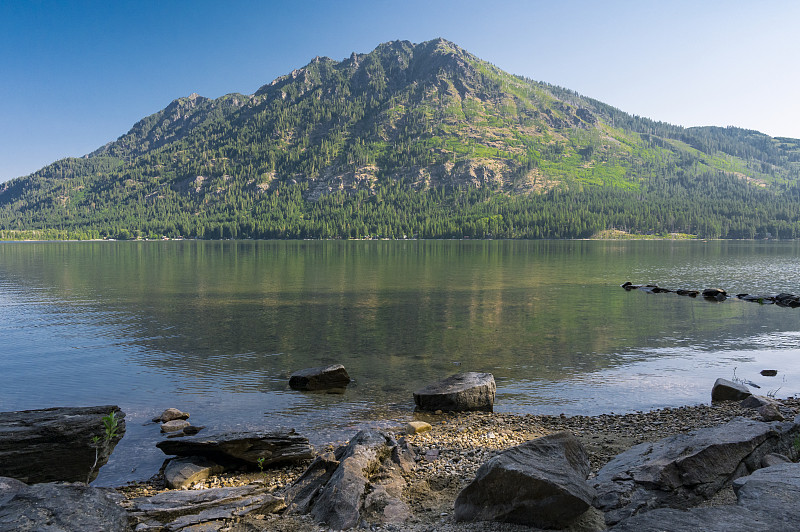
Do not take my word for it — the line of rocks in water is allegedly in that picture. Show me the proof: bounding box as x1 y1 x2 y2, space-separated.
621 281 800 306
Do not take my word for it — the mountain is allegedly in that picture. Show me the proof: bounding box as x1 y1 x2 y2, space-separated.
2 38 800 240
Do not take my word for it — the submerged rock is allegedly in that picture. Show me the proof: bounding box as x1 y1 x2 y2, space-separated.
289 364 351 391
414 372 496 412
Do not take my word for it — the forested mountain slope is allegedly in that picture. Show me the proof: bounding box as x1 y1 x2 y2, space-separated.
2 38 799 240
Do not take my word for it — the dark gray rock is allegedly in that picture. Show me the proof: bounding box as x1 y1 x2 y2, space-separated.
702 288 727 301
455 431 595 528
129 484 285 531
0 479 131 531
0 405 125 484
758 403 785 421
413 372 496 412
612 462 800 531
775 293 800 308
289 364 351 391
711 378 751 402
675 289 699 297
164 457 224 489
593 416 800 526
760 369 778 377
157 431 313 468
740 395 778 409
737 294 774 304
760 452 791 468
286 430 413 529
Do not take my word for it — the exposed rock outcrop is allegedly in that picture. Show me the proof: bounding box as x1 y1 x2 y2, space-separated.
593 416 800 525
413 372 496 412
0 405 125 484
712 378 751 402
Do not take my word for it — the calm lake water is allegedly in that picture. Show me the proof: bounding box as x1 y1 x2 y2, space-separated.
2 239 800 485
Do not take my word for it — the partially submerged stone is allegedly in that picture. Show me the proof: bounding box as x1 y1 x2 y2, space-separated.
161 419 191 433
702 288 727 301
455 431 595 528
413 372 496 412
289 364 351 391
0 405 125 484
153 407 190 423
711 378 751 402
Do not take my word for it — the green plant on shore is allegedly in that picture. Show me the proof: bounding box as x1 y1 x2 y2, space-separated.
87 411 120 484
257 457 266 477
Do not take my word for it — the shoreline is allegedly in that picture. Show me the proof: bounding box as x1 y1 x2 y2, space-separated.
117 397 799 531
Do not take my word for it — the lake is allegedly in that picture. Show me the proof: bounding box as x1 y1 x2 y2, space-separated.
1 239 800 486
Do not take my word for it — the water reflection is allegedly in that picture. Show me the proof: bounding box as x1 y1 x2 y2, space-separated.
1 240 799 485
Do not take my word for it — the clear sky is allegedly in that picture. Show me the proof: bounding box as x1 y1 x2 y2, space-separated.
1 0 798 182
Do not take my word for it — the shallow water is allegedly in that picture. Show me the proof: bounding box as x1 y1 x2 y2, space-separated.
1 239 799 485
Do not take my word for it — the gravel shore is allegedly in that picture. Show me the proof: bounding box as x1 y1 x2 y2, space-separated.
119 398 800 531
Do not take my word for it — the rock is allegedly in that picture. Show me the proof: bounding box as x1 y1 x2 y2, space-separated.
0 479 131 531
702 288 727 301
289 364 351 391
129 484 285 530
711 378 751 402
285 430 414 529
163 457 224 489
405 421 432 434
182 425 205 436
774 293 800 308
593 416 800 526
760 369 778 377
153 408 190 423
161 419 191 433
757 404 784 422
740 395 778 409
455 431 595 528
675 289 699 297
0 405 125 484
413 372 496 412
157 431 313 468
760 453 791 468
737 294 774 304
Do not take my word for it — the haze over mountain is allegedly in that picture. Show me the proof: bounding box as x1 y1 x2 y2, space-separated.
2 39 799 240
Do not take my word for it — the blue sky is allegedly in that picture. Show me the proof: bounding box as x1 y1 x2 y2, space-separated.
1 0 798 182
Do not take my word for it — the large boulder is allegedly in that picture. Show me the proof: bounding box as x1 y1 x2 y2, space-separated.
163 456 224 489
455 431 595 528
413 372 496 412
289 364 351 391
711 378 751 402
702 288 727 301
157 430 313 468
593 416 800 526
0 478 131 531
128 484 285 531
0 405 125 484
285 430 415 530
610 463 800 531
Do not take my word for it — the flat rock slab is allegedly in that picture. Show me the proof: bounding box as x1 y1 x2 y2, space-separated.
0 478 131 531
289 364 351 391
157 431 313 468
0 405 125 483
128 484 285 531
594 416 800 526
455 431 595 528
413 372 496 412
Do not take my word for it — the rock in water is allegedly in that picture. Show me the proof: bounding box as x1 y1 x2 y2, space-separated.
153 407 190 423
413 372 496 412
711 378 751 402
0 406 125 484
156 430 313 468
593 416 800 526
289 364 351 391
0 479 131 531
454 431 595 528
702 288 727 301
